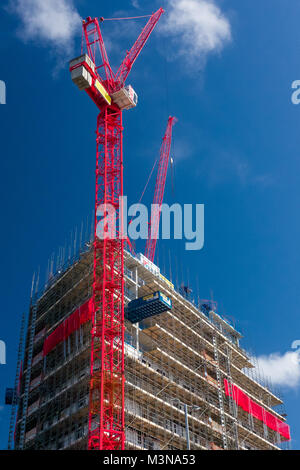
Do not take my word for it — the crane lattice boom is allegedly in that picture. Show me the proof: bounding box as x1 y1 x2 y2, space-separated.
69 8 164 451
115 8 164 89
145 116 177 263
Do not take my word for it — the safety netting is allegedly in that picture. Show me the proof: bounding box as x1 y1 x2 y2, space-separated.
43 298 92 356
224 379 290 440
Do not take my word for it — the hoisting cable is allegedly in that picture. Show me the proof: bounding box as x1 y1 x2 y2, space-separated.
128 156 158 228
126 156 158 255
81 27 84 55
162 36 176 198
137 157 158 206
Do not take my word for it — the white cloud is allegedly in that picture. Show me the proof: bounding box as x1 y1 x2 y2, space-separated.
131 0 140 9
198 146 274 188
160 0 231 67
254 351 300 389
8 0 81 55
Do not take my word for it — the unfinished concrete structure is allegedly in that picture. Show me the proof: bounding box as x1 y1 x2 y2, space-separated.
12 247 290 450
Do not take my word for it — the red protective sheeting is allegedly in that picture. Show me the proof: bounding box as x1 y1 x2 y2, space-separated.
43 299 92 356
224 379 290 440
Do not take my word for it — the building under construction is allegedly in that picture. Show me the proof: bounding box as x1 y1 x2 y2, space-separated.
6 9 291 452
9 246 291 451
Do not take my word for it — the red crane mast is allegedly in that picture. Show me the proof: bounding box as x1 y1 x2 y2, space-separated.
145 116 177 263
69 8 164 450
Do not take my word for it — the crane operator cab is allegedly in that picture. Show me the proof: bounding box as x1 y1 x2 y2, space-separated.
70 54 138 111
111 85 138 110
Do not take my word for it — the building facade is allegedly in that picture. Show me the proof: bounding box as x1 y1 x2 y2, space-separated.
13 248 290 450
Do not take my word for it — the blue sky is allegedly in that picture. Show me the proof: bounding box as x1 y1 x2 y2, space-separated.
0 0 299 449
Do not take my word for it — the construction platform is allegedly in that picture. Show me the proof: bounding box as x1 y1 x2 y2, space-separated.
125 291 172 324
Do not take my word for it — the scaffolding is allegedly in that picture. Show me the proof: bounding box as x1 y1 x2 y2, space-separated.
7 312 25 450
12 247 291 451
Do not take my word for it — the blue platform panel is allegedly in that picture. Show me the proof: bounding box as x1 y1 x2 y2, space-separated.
125 291 172 324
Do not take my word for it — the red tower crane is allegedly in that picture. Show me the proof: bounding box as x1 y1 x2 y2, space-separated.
145 116 177 263
69 9 164 450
